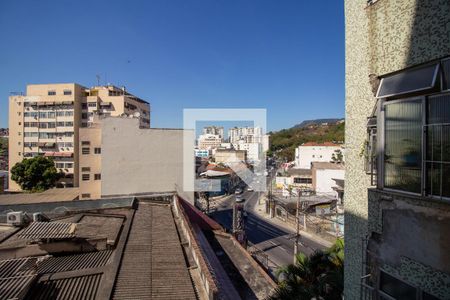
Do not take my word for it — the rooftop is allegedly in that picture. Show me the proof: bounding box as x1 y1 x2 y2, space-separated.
287 168 312 176
0 188 79 205
301 142 341 147
311 162 345 170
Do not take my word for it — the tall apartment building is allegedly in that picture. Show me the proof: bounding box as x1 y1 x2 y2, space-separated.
232 142 262 162
202 126 224 140
345 1 450 299
8 83 150 191
228 126 263 143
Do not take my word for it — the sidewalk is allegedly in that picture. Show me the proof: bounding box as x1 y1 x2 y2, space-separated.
249 196 334 249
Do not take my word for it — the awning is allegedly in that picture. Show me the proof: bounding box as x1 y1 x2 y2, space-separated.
376 63 439 98
44 152 73 158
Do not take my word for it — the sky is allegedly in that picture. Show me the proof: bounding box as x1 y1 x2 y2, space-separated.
0 0 344 132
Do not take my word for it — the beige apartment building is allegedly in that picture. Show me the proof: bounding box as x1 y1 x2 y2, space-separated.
78 116 194 201
214 148 247 164
8 83 150 190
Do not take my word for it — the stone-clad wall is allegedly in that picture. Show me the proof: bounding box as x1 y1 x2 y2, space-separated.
344 0 374 298
367 0 450 76
344 0 450 299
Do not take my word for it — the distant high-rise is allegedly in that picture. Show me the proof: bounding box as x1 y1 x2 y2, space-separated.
202 126 224 140
8 83 150 190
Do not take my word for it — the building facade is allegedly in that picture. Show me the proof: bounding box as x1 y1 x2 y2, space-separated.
228 126 263 143
197 134 222 150
232 141 262 162
294 142 343 169
345 0 450 299
311 162 345 196
79 116 194 202
202 126 224 140
8 83 150 191
214 149 247 164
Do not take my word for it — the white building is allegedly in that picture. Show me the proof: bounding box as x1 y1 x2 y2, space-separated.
311 162 345 196
202 126 224 140
233 142 262 162
294 142 343 169
228 126 263 144
198 134 222 150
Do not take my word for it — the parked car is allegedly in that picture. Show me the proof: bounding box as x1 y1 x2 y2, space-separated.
247 187 254 192
236 197 245 203
235 188 243 195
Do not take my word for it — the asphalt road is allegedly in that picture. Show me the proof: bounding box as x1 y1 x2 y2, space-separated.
209 189 326 274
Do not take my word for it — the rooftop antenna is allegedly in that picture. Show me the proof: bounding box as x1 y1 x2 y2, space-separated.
96 74 100 86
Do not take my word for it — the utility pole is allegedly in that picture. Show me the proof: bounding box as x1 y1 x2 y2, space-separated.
293 190 302 264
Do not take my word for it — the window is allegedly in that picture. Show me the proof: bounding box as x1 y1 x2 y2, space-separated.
48 112 55 118
55 163 65 168
82 174 90 181
65 111 73 116
425 94 450 198
48 122 56 128
81 193 91 198
24 132 38 137
65 121 73 127
63 90 72 95
377 63 439 98
65 142 73 147
57 122 65 127
39 123 47 129
82 147 90 155
81 167 91 172
48 90 56 96
56 111 65 117
94 147 101 154
39 112 47 118
65 163 73 169
378 57 450 198
294 178 312 184
384 99 422 193
64 132 73 137
81 113 88 119
81 123 88 128
94 174 101 180
82 103 88 109
379 271 416 300
88 102 97 107
81 141 90 146
24 122 30 127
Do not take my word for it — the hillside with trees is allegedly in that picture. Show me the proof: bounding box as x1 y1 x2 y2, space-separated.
268 120 344 161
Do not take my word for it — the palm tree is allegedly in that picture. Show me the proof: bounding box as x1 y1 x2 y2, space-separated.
270 239 344 300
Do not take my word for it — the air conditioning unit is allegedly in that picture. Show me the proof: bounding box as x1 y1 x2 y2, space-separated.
32 212 49 222
7 211 29 226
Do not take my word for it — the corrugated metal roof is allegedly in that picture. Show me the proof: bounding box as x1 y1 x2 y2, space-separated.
37 251 112 274
0 274 36 300
26 273 102 300
112 203 197 300
18 222 76 239
0 257 38 278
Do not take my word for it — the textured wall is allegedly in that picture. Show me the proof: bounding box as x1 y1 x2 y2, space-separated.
344 0 374 298
345 0 450 298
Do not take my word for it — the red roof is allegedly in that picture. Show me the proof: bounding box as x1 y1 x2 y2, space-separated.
301 142 340 147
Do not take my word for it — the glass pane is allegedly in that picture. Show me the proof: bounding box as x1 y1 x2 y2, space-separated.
384 100 422 193
443 59 450 91
377 64 439 98
379 271 417 300
428 94 450 124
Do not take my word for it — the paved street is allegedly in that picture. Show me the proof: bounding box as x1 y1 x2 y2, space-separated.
209 189 327 276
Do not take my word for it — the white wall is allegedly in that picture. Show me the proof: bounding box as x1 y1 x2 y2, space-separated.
101 118 194 202
233 142 262 162
296 146 343 169
315 169 345 195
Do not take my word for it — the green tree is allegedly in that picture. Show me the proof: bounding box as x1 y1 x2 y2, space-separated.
270 238 344 300
11 156 63 192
